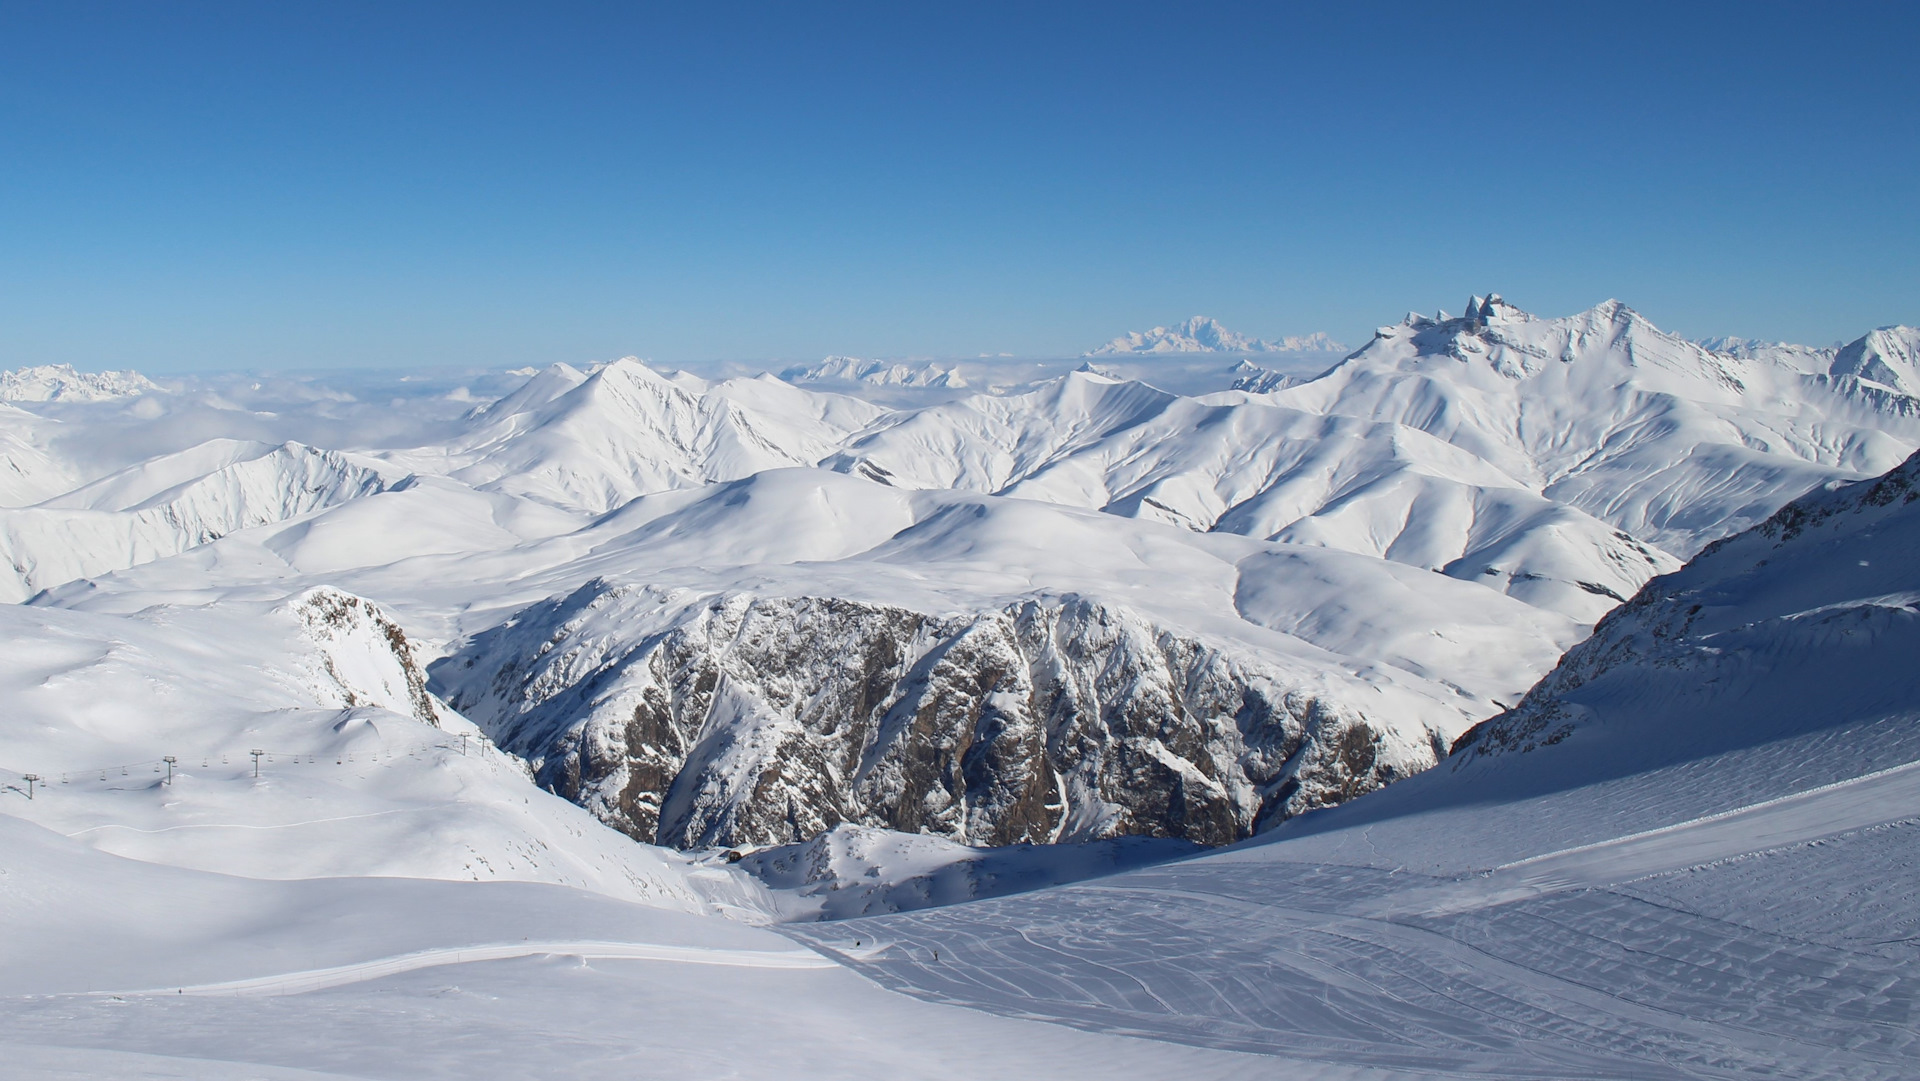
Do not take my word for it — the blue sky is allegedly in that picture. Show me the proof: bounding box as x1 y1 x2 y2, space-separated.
2 2 1916 371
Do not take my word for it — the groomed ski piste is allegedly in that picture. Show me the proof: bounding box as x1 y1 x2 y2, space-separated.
2 302 1917 1079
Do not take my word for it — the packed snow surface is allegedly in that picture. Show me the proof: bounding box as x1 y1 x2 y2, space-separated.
1 295 1917 1077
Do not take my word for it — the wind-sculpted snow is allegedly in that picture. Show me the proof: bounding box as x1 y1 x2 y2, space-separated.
439 583 1452 849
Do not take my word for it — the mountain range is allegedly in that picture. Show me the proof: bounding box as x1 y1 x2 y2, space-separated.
3 297 1916 851
1088 315 1346 355
3 294 1917 1077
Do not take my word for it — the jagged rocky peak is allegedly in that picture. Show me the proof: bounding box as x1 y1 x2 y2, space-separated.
0 363 162 402
1460 292 1529 330
433 581 1440 851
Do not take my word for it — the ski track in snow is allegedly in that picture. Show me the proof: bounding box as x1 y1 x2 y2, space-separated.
81 940 837 999
785 744 1920 1078
1366 753 1920 918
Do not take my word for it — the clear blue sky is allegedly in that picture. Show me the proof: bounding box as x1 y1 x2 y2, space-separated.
2 2 1916 371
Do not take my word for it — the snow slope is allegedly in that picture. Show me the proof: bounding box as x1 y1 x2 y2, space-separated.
777 448 1920 1080
0 591 737 908
1272 297 1920 555
413 359 885 513
828 368 1680 619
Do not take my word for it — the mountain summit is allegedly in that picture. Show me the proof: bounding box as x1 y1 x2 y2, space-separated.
1088 316 1344 356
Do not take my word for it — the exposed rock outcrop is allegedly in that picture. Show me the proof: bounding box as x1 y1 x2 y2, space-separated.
287 586 441 726
434 581 1439 849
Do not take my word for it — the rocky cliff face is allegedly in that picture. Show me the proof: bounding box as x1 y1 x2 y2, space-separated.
434 581 1439 850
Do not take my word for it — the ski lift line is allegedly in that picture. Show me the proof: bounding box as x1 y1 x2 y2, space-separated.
11 738 495 792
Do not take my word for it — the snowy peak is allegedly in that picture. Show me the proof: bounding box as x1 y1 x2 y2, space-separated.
465 361 590 420
1829 325 1920 396
1461 293 1529 330
1089 316 1344 356
441 356 883 514
1227 358 1308 393
0 439 398 602
0 363 161 402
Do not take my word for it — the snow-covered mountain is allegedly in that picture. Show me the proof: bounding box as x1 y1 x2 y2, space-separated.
780 355 967 389
380 358 886 514
1089 316 1345 355
426 466 1576 850
1226 358 1309 392
0 362 161 402
1270 296 1920 554
0 440 399 602
1695 334 1837 369
4 307 1919 1079
3 297 1916 851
